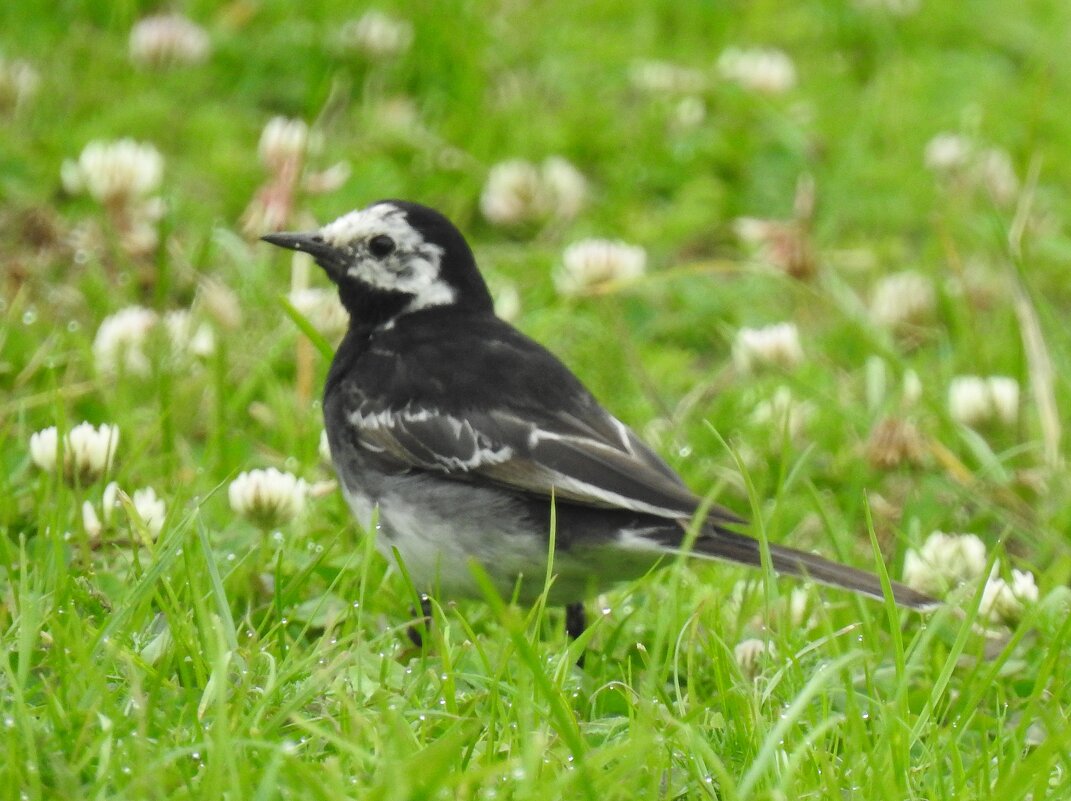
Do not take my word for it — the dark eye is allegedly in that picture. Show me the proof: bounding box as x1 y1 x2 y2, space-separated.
368 235 395 258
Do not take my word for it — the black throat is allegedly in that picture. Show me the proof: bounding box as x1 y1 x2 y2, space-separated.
336 282 412 333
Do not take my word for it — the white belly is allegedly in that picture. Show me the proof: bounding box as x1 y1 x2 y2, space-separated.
340 478 554 600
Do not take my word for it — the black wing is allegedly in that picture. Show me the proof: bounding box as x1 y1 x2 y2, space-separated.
341 391 735 521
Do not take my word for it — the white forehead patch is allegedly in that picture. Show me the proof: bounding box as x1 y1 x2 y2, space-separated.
319 203 456 314
321 203 424 251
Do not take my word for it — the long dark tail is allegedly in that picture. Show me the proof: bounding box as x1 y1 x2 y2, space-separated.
682 527 938 610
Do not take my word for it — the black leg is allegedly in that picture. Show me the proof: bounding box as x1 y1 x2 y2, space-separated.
407 593 433 648
565 602 586 640
566 602 587 668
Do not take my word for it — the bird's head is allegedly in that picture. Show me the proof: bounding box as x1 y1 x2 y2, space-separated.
262 200 493 328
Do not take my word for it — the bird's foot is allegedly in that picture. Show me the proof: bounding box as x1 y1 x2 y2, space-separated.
407 593 434 648
566 601 587 668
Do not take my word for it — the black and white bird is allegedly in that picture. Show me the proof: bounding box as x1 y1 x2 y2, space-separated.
263 200 935 638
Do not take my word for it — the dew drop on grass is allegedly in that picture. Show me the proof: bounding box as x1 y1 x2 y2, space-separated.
226 553 236 561
67 320 80 333
22 308 37 325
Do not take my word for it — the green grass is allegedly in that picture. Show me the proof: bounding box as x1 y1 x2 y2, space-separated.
3 0 1071 798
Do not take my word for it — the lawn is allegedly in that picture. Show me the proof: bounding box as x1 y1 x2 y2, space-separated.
2 0 1071 798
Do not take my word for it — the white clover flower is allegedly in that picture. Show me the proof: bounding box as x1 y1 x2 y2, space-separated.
479 157 587 227
100 481 165 539
979 569 1038 626
541 157 588 222
304 160 351 195
116 200 166 256
229 468 308 528
554 239 647 296
102 481 121 525
288 287 349 340
749 386 813 441
0 55 39 112
973 148 1019 205
902 369 923 406
340 10 413 60
129 13 210 67
866 416 926 469
716 47 796 94
925 135 1019 205
64 423 120 483
734 638 774 678
164 309 216 360
93 306 158 377
787 587 815 629
480 160 543 226
490 280 521 323
29 426 60 472
198 278 243 331
258 116 309 174
902 531 988 596
870 270 935 329
61 139 164 207
733 217 814 279
733 323 804 373
949 375 1019 427
30 423 119 484
628 59 708 95
671 96 706 131
82 500 103 539
924 133 973 172
131 487 167 538
948 376 990 427
986 376 1020 425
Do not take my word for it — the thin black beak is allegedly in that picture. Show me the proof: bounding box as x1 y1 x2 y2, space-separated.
261 231 345 279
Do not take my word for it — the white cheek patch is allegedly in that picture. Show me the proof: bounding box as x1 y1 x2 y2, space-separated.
321 203 456 312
